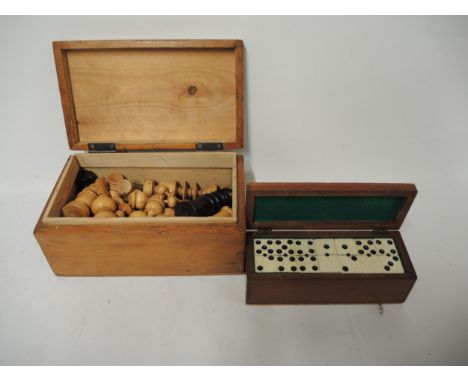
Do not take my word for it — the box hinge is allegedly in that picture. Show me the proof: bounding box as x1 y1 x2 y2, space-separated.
88 143 117 153
258 228 273 234
196 142 224 151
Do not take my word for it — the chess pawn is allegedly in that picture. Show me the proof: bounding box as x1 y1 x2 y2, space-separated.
163 207 175 217
95 177 109 196
62 200 90 217
154 184 167 195
116 179 133 197
75 189 97 208
114 210 125 218
143 179 154 196
176 181 189 200
135 190 148 210
160 181 177 195
149 194 165 203
202 183 218 195
128 189 148 210
129 210 147 217
119 202 133 216
145 200 165 217
91 195 117 215
165 195 178 208
106 173 124 191
188 183 201 200
94 210 116 218
110 190 124 205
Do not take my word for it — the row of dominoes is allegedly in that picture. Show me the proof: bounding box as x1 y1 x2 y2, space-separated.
253 238 404 274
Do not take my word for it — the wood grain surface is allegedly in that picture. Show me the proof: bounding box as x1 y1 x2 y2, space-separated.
53 40 244 150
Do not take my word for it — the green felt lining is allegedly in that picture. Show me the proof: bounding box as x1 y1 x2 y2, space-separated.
253 196 405 223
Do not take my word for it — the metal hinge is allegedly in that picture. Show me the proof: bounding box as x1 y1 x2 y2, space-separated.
88 143 117 153
258 228 273 234
196 142 224 151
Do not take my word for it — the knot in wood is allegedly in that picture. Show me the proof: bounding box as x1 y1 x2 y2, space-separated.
188 85 198 95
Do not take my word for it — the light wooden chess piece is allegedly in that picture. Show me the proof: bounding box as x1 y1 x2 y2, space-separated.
129 210 147 217
128 189 148 210
115 210 125 218
75 189 97 208
160 181 177 195
165 195 178 208
62 200 90 217
149 194 165 203
119 202 133 216
110 190 124 205
106 173 124 191
154 184 167 195
85 184 98 194
143 179 154 196
95 177 109 196
116 179 133 197
177 181 189 200
94 210 116 218
163 208 175 217
145 200 165 217
188 182 201 200
91 195 117 215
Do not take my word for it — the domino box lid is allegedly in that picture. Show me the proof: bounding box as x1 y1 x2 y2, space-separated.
246 183 417 230
53 40 244 151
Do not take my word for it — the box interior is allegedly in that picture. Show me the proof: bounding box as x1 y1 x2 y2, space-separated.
42 152 238 225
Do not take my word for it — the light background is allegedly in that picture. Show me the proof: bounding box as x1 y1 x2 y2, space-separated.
0 16 467 365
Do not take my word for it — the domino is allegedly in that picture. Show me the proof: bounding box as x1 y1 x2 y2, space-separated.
254 237 405 274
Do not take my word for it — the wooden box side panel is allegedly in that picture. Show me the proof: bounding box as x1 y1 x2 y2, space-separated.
35 229 245 276
34 156 245 276
246 277 416 304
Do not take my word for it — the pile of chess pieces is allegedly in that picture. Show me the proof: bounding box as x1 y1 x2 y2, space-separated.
62 171 233 218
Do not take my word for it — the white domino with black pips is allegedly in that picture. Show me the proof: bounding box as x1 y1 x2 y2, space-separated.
254 238 404 274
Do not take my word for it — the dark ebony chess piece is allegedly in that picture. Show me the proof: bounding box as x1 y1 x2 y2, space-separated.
76 169 98 192
175 188 232 217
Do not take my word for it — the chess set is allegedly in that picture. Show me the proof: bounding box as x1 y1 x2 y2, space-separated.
34 40 246 276
62 169 233 218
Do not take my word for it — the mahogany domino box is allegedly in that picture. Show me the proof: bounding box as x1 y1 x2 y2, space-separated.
245 183 417 304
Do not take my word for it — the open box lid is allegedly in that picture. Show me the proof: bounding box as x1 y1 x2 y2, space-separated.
246 183 417 230
53 40 244 151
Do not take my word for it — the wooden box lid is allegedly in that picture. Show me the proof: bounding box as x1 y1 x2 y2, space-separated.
246 183 417 230
53 40 244 151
